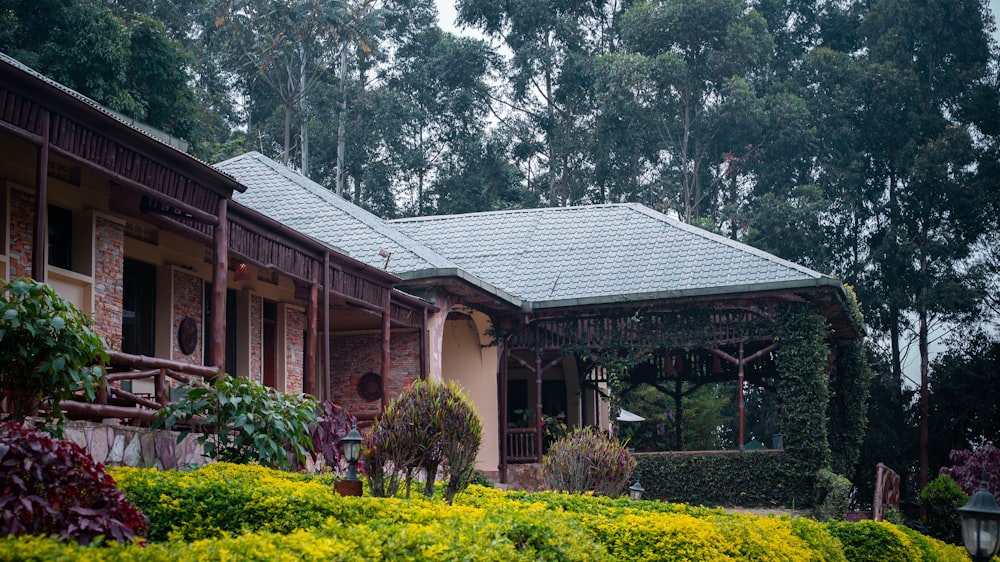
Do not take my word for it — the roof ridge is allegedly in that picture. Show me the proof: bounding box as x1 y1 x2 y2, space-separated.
389 202 633 224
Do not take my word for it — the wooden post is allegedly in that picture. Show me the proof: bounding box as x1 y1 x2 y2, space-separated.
498 339 509 483
534 327 543 462
304 260 319 396
380 290 391 410
209 198 228 374
322 253 331 402
156 368 168 408
31 109 49 282
737 342 745 451
420 307 429 380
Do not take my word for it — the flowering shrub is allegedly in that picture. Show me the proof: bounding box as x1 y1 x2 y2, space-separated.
0 422 147 544
18 463 967 561
541 427 635 497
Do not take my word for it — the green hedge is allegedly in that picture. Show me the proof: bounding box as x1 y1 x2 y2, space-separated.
632 450 808 507
0 464 968 561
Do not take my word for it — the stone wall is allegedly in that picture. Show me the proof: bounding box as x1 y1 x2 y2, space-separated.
8 188 32 277
61 420 209 470
93 216 124 347
329 331 421 418
172 269 204 365
285 307 305 393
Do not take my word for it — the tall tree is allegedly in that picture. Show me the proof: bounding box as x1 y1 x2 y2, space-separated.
211 0 344 171
602 0 775 223
457 0 609 206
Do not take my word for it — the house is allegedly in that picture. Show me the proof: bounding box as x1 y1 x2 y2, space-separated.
218 152 862 481
0 52 431 423
2 51 863 484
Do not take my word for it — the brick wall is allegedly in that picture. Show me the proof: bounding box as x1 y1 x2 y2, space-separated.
329 331 421 417
250 294 262 383
285 307 305 393
9 189 32 278
93 216 123 348
172 269 203 365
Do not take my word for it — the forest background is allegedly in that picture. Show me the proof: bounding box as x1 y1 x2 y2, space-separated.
1 0 999 508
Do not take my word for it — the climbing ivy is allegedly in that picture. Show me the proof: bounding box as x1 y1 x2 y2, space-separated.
774 304 833 498
827 286 873 478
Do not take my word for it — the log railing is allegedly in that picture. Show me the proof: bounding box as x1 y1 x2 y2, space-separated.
506 428 539 463
58 351 219 424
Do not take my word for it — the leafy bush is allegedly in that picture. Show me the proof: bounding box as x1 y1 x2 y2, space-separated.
111 463 338 541
940 444 1000 497
827 520 920 562
632 450 804 507
154 376 317 470
919 474 967 545
81 464 974 560
813 469 852 522
299 400 356 472
0 278 108 432
541 427 635 497
365 380 482 503
0 422 147 544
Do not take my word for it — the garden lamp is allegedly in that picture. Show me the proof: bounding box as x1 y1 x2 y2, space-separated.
957 473 1000 562
629 481 645 501
342 423 363 482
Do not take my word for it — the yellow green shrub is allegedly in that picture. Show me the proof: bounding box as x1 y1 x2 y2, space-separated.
582 511 740 561
828 520 921 562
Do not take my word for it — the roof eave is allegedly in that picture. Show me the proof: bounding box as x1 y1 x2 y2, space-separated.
395 268 525 309
526 276 846 310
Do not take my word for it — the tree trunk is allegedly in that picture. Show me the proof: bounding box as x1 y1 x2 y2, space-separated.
300 50 310 176
336 44 348 197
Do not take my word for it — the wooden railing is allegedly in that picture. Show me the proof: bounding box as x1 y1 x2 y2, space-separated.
506 428 539 463
57 351 219 424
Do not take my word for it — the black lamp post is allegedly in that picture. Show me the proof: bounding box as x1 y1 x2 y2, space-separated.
958 475 1000 562
342 423 363 482
629 481 645 501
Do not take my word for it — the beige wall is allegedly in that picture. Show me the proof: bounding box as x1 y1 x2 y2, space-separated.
441 308 500 474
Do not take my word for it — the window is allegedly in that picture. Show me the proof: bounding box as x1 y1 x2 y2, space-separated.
122 259 156 357
47 204 72 270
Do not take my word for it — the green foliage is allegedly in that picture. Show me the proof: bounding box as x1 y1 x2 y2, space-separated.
632 451 807 507
775 305 833 500
812 469 852 522
365 380 482 503
17 463 966 561
111 463 336 541
0 422 147 545
153 377 316 470
0 278 108 433
827 288 874 478
827 520 968 562
918 474 967 545
541 427 636 498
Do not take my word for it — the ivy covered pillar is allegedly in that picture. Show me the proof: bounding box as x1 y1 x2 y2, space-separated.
775 304 833 504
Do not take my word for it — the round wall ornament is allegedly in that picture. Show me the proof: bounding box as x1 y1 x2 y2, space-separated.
178 316 198 355
357 372 382 402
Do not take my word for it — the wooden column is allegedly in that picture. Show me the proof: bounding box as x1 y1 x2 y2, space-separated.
209 197 228 373
304 260 319 396
380 290 391 410
498 339 509 482
322 254 331 402
737 342 745 451
534 327 543 462
419 307 429 380
31 110 49 281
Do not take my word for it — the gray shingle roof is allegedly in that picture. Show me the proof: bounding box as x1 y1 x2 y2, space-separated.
391 204 840 308
215 152 454 273
215 152 840 310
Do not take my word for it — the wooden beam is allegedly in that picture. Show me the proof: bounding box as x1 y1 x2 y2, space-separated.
323 253 331 401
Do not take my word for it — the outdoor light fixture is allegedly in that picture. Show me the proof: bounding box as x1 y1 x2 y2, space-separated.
957 473 1000 562
629 481 645 501
342 423 363 482
233 261 250 281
